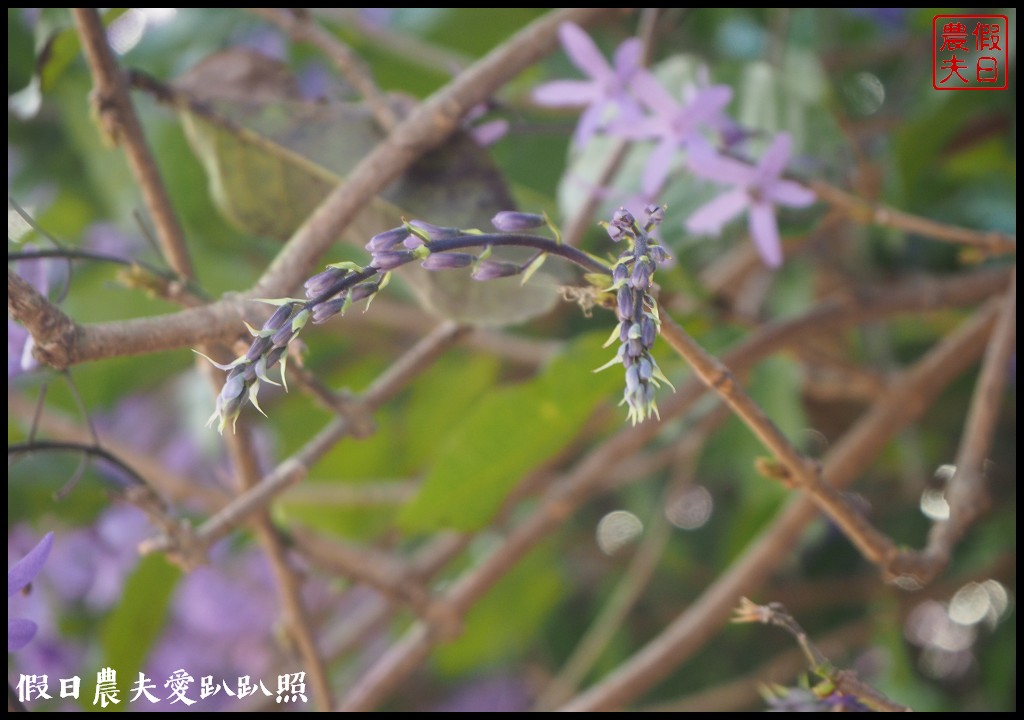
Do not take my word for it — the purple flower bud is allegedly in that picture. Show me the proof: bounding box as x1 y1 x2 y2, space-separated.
612 262 628 284
637 356 654 381
403 234 425 249
606 223 627 242
270 323 295 348
627 337 644 358
612 207 636 229
625 363 641 392
472 260 521 281
648 245 668 265
312 297 346 324
371 250 415 271
616 286 634 320
221 373 246 403
365 227 409 252
491 211 546 232
246 336 272 362
630 258 651 290
242 363 258 382
421 252 476 270
644 204 665 227
304 267 348 299
619 320 630 343
350 283 379 303
408 220 461 242
641 315 657 348
265 346 286 369
264 303 296 331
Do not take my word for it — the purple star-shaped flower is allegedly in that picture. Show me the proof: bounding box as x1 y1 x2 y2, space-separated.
8 531 53 651
617 72 734 196
532 22 645 147
685 133 816 268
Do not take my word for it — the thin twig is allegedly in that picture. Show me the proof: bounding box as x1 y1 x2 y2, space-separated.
560 300 999 710
7 393 227 509
658 312 902 572
811 180 1016 256
289 527 432 613
9 248 209 304
640 621 871 712
71 8 195 280
248 8 399 132
142 321 466 560
889 269 1016 584
336 274 1004 711
218 421 334 711
732 598 912 712
534 403 729 710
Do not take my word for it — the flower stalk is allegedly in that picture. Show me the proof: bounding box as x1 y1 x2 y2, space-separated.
203 209 672 432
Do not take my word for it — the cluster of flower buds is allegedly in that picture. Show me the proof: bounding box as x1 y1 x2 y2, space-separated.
595 204 674 425
204 263 384 434
204 212 561 433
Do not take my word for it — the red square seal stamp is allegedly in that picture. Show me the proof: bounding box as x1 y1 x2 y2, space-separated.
933 15 1009 90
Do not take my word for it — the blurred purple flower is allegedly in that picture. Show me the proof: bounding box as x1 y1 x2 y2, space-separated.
685 133 816 268
430 675 531 712
532 22 646 147
147 549 284 710
617 73 734 196
84 221 139 257
8 253 53 378
464 104 509 147
44 506 149 611
8 531 53 651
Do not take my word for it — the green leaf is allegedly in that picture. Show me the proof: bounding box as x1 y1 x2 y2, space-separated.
433 540 563 675
399 331 624 532
100 553 180 686
170 48 560 325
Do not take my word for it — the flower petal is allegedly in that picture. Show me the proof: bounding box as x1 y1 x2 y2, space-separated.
685 188 749 236
748 201 783 267
766 178 816 208
8 531 53 597
688 139 757 186
642 138 679 197
8 618 38 651
532 79 600 107
758 132 793 182
612 37 643 76
573 102 606 147
558 22 612 81
632 71 679 119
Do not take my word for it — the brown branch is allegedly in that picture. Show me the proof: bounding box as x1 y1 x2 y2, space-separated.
534 403 729 710
561 300 999 710
7 393 227 508
218 419 333 710
248 8 399 132
250 7 616 298
640 621 871 712
889 269 1016 584
658 312 901 572
732 599 912 712
8 269 81 370
16 8 613 371
71 8 194 280
811 180 1016 256
280 480 417 507
290 527 433 614
335 269 1006 710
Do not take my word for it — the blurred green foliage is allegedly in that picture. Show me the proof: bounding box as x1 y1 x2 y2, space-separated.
8 8 1015 712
